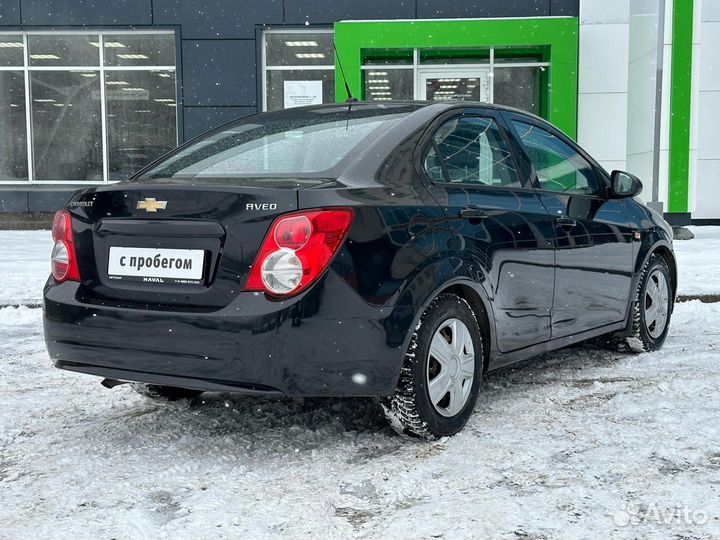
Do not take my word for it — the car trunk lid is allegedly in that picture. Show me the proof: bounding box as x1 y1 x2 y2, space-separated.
67 183 304 310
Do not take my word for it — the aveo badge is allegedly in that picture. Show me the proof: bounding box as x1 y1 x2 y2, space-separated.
246 203 278 211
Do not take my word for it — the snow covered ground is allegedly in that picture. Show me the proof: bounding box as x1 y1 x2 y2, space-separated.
1 302 719 539
3 226 718 306
0 231 53 306
1 227 719 539
673 226 720 296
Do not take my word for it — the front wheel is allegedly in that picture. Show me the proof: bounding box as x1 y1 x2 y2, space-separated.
625 253 673 353
381 293 484 439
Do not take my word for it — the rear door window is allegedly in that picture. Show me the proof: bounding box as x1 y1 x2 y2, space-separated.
423 116 521 187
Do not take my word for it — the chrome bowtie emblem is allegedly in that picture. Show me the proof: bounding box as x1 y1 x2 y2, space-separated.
137 198 167 212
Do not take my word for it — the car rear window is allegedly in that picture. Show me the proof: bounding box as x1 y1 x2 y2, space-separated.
137 107 413 181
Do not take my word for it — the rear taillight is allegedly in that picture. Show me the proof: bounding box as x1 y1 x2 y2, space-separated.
51 210 80 283
245 208 354 297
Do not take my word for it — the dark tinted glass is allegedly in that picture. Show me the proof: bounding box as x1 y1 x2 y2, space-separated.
0 71 28 180
105 70 177 180
426 116 520 187
103 34 175 67
265 32 333 67
512 120 600 195
30 71 103 180
494 67 542 116
0 35 24 67
28 34 99 67
363 69 413 102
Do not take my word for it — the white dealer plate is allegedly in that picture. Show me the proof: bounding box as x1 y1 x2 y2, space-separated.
108 247 204 281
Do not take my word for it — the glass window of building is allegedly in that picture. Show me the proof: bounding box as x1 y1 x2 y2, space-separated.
363 69 414 102
105 69 178 180
0 31 178 184
359 46 548 116
263 30 335 111
362 50 413 102
30 70 104 181
493 66 544 116
0 35 28 181
28 34 100 67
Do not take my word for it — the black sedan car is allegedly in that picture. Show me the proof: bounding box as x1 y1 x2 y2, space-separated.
44 102 676 439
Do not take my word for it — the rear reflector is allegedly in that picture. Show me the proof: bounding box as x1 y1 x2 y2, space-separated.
51 210 80 283
274 215 312 250
245 208 354 297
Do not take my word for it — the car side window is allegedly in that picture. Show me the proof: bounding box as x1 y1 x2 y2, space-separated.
423 116 521 187
511 120 601 196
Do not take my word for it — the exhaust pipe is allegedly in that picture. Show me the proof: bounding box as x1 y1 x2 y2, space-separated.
101 378 127 389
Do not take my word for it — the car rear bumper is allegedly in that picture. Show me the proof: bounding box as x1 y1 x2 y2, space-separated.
43 272 405 396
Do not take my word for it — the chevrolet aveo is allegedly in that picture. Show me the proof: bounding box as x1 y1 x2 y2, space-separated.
43 102 676 439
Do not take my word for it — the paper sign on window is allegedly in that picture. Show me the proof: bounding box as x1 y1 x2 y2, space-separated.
283 80 323 108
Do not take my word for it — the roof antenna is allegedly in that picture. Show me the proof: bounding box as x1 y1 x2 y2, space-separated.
334 42 358 104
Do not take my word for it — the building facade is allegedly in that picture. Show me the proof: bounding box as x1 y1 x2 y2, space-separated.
0 0 716 224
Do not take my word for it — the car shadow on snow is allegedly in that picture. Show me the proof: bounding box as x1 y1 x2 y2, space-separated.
104 390 404 457
93 340 629 454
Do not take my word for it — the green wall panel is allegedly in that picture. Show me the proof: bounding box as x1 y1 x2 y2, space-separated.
668 0 694 213
334 17 579 139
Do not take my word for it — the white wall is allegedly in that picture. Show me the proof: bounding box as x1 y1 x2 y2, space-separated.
578 0 675 209
657 0 673 213
693 0 720 219
578 0 718 219
577 0 629 175
626 1 665 203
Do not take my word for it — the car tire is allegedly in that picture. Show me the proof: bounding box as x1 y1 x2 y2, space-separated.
624 253 673 353
131 383 203 401
381 293 484 439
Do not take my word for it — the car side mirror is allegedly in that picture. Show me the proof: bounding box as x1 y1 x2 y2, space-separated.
610 170 643 198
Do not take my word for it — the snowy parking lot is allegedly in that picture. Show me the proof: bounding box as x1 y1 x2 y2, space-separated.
1 229 720 539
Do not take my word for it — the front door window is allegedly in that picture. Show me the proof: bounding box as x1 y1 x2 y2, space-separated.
511 120 601 196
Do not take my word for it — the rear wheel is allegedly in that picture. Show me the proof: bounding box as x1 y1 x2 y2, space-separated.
381 293 483 439
131 384 203 401
625 253 673 353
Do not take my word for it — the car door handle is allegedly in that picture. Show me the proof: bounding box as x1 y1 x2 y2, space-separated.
459 207 488 219
555 216 577 228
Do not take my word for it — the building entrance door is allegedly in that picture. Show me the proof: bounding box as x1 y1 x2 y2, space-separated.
418 67 491 103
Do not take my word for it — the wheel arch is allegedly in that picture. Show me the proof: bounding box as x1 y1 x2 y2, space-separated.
619 239 676 350
651 244 677 303
396 277 495 374
442 283 493 372
635 237 677 304
619 236 677 338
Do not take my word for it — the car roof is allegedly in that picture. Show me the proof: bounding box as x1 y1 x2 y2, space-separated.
270 101 551 147
177 100 543 151
246 101 547 185
279 99 540 121
132 100 545 185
